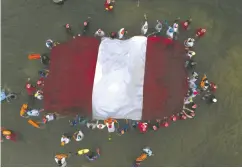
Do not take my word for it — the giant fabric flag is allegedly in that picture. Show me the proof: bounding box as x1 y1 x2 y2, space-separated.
44 36 188 120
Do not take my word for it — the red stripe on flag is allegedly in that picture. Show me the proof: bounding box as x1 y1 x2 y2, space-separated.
44 37 100 117
142 37 188 120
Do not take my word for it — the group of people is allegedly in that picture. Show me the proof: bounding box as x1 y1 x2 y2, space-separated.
1 1 219 167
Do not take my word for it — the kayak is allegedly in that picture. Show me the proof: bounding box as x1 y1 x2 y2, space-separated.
77 149 90 155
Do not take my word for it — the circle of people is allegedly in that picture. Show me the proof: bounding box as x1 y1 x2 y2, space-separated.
1 1 218 167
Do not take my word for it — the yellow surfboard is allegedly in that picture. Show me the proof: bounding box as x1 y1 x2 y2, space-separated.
77 149 90 155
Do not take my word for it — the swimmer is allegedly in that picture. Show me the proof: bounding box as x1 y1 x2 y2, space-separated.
184 38 195 48
94 29 105 37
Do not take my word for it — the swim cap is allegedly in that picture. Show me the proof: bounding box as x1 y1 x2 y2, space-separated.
84 22 87 26
212 98 217 103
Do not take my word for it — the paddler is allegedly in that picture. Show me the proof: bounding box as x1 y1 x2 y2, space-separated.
195 28 206 38
118 28 128 39
181 17 192 30
104 0 115 11
73 130 84 141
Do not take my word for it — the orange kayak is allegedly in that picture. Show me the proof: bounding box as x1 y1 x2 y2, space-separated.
28 54 41 60
28 119 40 128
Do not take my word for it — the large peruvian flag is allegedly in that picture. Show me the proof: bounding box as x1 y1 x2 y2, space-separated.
44 36 187 120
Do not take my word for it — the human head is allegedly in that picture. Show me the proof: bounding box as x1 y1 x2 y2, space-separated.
84 21 87 26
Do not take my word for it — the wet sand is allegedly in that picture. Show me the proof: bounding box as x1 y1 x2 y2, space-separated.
1 0 242 166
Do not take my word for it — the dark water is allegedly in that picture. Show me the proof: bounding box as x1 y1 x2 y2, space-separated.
1 0 242 166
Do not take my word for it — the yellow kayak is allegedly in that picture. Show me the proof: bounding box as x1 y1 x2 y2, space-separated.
77 149 90 155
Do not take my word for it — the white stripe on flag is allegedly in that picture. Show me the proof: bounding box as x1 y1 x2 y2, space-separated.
92 36 147 120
